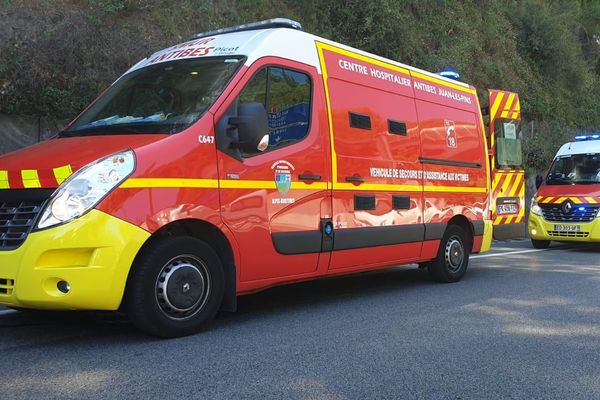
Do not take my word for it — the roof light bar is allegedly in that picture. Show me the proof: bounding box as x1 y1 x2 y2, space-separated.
191 18 302 40
574 133 600 141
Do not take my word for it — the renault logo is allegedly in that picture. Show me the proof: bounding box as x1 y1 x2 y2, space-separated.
562 200 574 214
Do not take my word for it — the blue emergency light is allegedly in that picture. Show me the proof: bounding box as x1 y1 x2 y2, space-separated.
438 66 461 80
574 133 600 141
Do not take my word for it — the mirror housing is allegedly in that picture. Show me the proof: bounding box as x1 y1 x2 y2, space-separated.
535 175 544 189
229 102 268 153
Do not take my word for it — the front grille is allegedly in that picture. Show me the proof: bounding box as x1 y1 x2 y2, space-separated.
540 204 599 222
0 189 53 250
0 278 14 295
547 230 589 238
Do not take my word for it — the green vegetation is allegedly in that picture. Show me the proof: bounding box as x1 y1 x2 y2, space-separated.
0 0 599 170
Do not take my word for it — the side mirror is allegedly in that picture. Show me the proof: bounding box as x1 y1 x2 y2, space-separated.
535 175 544 189
229 102 269 153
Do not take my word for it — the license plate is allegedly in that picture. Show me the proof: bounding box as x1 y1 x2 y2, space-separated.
497 204 518 215
553 224 581 232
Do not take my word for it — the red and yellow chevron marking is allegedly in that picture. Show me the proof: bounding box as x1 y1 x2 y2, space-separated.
489 90 521 122
0 165 72 189
536 195 599 205
492 169 525 225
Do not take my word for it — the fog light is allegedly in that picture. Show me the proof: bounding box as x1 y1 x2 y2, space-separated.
57 280 70 294
531 229 537 235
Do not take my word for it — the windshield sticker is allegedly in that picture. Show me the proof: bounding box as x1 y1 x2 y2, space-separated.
504 123 517 139
271 160 295 204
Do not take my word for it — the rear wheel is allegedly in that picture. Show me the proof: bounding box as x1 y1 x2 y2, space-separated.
428 225 471 283
126 236 224 338
531 239 551 249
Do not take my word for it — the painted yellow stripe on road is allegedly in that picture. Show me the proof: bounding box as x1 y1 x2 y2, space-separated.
21 169 41 188
53 165 73 185
0 170 8 189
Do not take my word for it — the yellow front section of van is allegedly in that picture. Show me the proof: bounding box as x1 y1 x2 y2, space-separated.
528 212 600 242
0 210 149 310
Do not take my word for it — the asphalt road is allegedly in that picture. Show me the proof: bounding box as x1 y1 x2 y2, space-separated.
2 239 600 400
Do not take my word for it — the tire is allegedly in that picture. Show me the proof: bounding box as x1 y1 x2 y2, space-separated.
428 225 471 283
531 239 551 249
125 236 224 338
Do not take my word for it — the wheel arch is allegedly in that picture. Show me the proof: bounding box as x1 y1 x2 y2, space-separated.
124 218 237 312
446 215 475 252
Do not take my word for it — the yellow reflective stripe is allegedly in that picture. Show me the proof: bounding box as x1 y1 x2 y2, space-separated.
505 215 514 224
53 164 73 185
490 92 504 121
316 42 339 190
122 178 219 188
499 172 514 196
315 41 410 76
507 173 523 197
424 185 487 193
500 93 515 118
121 178 484 194
122 178 328 190
585 197 597 204
0 170 8 189
21 169 41 188
410 71 476 94
570 197 582 204
334 183 421 192
536 195 544 202
494 216 503 224
542 197 554 204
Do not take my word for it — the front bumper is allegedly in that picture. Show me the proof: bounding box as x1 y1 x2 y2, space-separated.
0 210 150 310
528 213 600 242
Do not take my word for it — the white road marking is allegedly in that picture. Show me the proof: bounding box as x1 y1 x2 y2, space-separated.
471 248 549 259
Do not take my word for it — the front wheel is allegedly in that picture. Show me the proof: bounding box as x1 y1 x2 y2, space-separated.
531 239 551 249
125 236 224 338
428 225 471 283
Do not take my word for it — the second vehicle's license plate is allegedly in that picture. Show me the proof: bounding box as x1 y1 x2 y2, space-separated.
497 204 518 215
553 224 581 232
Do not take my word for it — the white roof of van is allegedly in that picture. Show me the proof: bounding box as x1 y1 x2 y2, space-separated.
124 27 472 90
556 139 600 157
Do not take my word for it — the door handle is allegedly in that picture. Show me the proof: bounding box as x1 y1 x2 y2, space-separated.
345 175 364 184
299 173 322 181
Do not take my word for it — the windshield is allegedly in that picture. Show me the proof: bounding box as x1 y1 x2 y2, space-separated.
62 57 243 136
494 119 523 168
546 153 600 184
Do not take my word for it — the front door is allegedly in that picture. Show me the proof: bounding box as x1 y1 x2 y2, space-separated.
216 58 331 282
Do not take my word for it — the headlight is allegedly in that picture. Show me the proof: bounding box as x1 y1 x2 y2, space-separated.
530 197 542 216
36 150 135 230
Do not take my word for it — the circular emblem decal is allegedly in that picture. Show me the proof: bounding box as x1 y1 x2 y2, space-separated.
562 200 574 214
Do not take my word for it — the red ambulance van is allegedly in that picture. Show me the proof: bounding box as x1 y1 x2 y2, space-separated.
0 19 523 336
529 134 600 248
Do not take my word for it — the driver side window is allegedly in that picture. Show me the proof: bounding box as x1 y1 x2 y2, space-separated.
239 66 311 156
